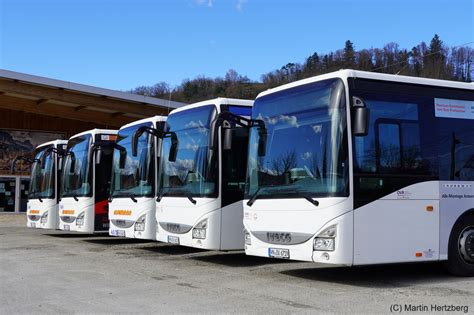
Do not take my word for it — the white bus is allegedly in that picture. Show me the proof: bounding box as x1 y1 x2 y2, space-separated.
154 98 253 250
13 140 67 229
59 129 117 233
243 70 474 276
108 116 166 240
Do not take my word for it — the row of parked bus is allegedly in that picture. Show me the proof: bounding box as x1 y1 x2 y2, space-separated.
14 70 474 276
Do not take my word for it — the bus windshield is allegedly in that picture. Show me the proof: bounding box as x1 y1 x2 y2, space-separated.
29 145 55 199
160 105 218 198
245 78 349 200
111 122 155 198
61 135 92 198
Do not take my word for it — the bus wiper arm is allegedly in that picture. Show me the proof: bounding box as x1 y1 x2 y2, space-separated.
156 187 169 202
38 196 43 203
300 193 319 207
246 187 261 207
185 193 197 205
73 195 79 202
128 193 138 203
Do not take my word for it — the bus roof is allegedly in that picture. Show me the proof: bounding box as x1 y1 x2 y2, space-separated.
169 97 253 115
118 115 167 130
69 128 118 140
257 69 474 99
35 139 68 149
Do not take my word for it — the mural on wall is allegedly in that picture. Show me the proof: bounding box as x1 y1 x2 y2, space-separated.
0 129 66 174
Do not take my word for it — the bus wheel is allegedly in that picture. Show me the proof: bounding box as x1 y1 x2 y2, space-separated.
447 214 474 276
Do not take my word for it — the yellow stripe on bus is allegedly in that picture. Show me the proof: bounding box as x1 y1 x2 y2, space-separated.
114 210 132 216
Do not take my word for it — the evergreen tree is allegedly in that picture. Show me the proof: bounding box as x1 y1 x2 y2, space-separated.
343 40 356 68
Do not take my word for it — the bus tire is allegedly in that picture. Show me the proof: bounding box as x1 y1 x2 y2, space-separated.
447 214 474 276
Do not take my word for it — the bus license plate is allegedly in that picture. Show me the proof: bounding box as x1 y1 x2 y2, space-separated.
168 235 180 245
268 248 290 259
111 229 125 237
31 222 36 228
64 225 70 231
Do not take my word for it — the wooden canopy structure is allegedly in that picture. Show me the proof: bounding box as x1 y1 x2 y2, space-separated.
0 69 185 134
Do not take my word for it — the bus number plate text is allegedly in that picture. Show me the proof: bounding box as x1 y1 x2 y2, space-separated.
268 248 290 259
111 229 125 237
168 235 180 245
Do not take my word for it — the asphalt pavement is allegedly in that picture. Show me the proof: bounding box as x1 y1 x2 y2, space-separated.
0 214 472 314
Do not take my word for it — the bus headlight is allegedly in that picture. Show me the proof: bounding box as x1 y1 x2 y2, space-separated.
313 225 336 251
76 212 85 226
40 211 48 224
244 229 251 245
134 214 146 232
192 219 207 239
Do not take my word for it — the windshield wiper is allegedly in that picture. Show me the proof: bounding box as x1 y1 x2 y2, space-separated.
156 187 169 202
299 193 319 207
156 187 196 204
246 187 261 207
73 194 79 202
247 187 319 208
184 193 197 205
127 193 137 203
31 190 43 202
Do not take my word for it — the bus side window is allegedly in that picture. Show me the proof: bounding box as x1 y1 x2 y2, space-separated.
377 123 401 170
354 99 430 207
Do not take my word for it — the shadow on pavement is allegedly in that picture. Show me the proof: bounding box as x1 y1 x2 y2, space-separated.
43 233 97 238
191 252 294 267
83 238 153 245
139 244 207 255
280 262 460 288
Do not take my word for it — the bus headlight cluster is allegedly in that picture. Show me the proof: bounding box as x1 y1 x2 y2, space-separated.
192 219 208 239
313 225 336 251
76 212 85 226
40 211 48 224
244 229 251 245
134 214 146 232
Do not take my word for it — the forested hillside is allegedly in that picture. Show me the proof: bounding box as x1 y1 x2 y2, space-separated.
131 35 473 103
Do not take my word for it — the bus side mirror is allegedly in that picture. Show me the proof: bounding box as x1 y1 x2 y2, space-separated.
95 148 102 165
209 122 216 151
257 128 267 157
70 154 76 173
223 120 232 151
119 149 126 169
132 127 147 157
352 107 370 136
169 132 178 162
131 132 139 157
40 154 47 169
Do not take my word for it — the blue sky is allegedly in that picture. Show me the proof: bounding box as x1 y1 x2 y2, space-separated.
1 0 473 91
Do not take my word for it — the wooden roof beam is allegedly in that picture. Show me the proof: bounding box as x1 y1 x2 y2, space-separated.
0 95 132 127
0 79 168 117
36 99 49 106
74 105 87 111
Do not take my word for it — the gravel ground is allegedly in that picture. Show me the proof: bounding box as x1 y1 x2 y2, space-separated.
0 214 472 314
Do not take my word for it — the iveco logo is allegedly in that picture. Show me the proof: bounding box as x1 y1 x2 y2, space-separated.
167 223 180 233
266 232 292 243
